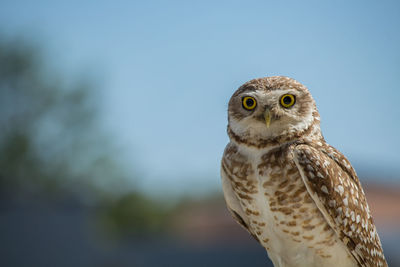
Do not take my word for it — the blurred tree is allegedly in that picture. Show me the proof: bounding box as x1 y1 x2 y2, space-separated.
0 38 127 200
0 36 170 235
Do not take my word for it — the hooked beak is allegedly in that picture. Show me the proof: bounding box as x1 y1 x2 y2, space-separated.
264 109 272 128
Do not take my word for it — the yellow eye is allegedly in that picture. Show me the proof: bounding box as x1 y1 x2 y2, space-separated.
242 96 257 110
280 94 296 108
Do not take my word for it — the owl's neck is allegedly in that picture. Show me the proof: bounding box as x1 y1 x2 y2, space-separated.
228 112 323 149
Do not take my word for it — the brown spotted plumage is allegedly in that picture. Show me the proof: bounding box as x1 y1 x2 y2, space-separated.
221 76 387 267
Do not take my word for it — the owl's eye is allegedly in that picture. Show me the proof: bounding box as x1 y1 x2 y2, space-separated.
242 96 257 110
280 94 296 108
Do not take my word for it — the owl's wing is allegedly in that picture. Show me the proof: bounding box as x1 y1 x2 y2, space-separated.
293 144 387 267
221 166 260 243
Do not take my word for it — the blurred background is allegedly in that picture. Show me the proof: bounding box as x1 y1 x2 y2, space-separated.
0 1 399 266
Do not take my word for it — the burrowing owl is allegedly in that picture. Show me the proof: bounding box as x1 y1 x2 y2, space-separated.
221 76 387 267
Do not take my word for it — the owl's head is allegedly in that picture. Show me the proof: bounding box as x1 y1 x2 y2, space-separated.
228 76 321 145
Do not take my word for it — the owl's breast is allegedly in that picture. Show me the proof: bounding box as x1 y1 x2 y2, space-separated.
222 143 355 267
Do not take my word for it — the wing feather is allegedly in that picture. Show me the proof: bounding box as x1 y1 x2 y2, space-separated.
221 164 260 242
293 144 387 267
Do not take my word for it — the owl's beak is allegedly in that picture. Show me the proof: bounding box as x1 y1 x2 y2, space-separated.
264 109 272 128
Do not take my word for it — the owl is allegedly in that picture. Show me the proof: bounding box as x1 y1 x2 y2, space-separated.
221 76 387 267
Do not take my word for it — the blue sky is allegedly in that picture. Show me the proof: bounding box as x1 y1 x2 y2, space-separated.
1 0 399 195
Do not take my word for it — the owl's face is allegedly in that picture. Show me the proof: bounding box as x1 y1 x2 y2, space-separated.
228 76 318 141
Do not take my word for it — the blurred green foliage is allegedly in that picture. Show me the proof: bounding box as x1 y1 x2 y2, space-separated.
0 38 101 196
100 192 170 237
0 37 168 235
